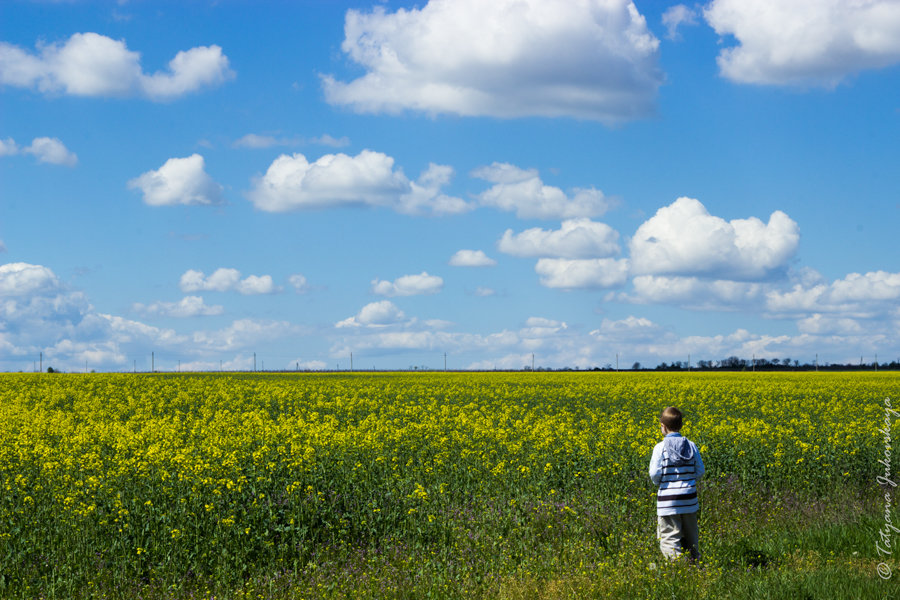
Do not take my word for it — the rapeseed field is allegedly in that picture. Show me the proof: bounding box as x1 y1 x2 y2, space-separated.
0 372 896 598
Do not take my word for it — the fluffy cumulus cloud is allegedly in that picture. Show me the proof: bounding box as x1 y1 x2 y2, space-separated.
0 136 77 166
0 260 315 371
535 258 630 290
629 197 799 280
371 272 443 297
179 268 279 295
0 262 62 297
765 270 900 316
336 300 407 328
473 163 611 220
323 0 662 123
625 275 765 308
0 262 122 368
129 154 224 206
704 0 900 87
449 250 497 267
247 150 470 216
498 218 620 258
24 137 78 166
133 296 224 318
0 33 234 99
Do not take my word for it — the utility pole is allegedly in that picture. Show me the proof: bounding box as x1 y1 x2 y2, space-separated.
152 352 155 373
616 353 619 372
40 352 42 373
350 352 353 372
254 352 257 372
688 353 691 371
532 353 535 372
815 353 818 372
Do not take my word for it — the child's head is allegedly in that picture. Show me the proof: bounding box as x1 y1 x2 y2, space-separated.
659 406 683 432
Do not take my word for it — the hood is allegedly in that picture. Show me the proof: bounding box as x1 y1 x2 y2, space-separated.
663 435 694 465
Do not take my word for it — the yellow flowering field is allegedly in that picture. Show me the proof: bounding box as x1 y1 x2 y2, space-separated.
0 371 897 598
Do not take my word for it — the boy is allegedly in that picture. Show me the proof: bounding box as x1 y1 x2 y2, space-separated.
648 406 705 561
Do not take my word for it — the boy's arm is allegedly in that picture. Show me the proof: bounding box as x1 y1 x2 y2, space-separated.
693 442 705 480
648 443 663 485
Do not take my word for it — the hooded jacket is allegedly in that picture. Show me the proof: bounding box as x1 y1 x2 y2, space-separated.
649 432 705 516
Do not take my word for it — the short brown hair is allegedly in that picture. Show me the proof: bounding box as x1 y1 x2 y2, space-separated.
660 406 683 431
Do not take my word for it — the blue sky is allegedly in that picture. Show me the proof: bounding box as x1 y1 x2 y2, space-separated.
1 0 899 372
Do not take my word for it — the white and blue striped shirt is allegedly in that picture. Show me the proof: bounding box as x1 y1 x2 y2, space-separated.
649 432 704 516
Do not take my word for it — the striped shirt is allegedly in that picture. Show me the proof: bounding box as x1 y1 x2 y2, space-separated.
649 432 704 516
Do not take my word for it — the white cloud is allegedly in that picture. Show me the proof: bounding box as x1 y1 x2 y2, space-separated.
371 272 443 297
247 150 468 216
133 296 224 318
1 136 77 166
0 262 61 297
0 260 317 372
237 275 278 295
290 359 328 371
288 274 309 293
467 353 537 371
190 319 298 352
535 258 630 289
323 0 662 123
765 270 900 315
233 133 297 149
590 315 665 343
626 275 765 308
0 33 233 99
229 133 349 150
140 45 234 100
473 163 611 219
474 287 496 297
128 154 224 206
179 268 279 295
23 137 78 166
662 5 699 41
311 134 350 148
336 300 407 328
401 163 473 216
0 137 18 156
796 314 864 336
704 0 900 87
498 218 620 258
449 249 497 267
629 197 799 280
521 317 568 339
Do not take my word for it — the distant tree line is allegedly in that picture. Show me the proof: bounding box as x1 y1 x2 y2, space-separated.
618 356 898 371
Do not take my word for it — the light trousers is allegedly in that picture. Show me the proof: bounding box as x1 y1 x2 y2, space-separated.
657 512 700 560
